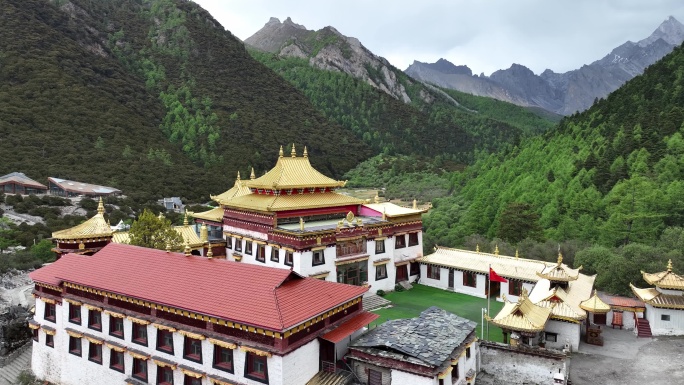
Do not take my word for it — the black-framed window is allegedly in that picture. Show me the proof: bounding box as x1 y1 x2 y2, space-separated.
88 309 102 331
183 336 203 364
466 346 471 359
157 365 174 385
109 316 124 339
68 336 82 356
452 363 459 380
427 265 440 280
69 303 81 324
133 358 148 382
44 303 56 323
88 342 102 364
509 280 523 296
410 262 420 276
183 375 202 385
245 352 268 383
213 345 234 373
32 328 39 342
463 271 477 287
157 329 174 354
284 251 293 266
545 332 558 342
226 237 232 250
375 240 385 254
270 248 279 262
408 232 419 246
245 241 253 255
110 350 125 372
395 235 406 249
235 239 242 252
375 264 388 280
45 334 54 348
256 245 266 263
662 314 671 321
312 250 325 266
133 323 148 346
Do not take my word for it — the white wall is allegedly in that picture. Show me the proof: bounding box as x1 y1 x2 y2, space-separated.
646 305 684 336
391 369 435 385
480 343 567 385
420 265 449 290
544 320 580 352
281 339 319 385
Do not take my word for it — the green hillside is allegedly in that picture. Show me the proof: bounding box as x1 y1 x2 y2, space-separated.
0 0 370 201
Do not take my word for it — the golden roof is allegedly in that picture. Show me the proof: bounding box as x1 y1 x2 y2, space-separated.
111 225 203 249
486 289 551 332
531 286 586 322
52 198 112 240
212 172 251 204
641 260 684 290
111 232 130 244
421 247 552 282
536 253 581 282
220 192 363 213
580 290 611 314
362 202 425 217
245 145 346 190
530 272 595 322
191 207 224 223
630 283 684 309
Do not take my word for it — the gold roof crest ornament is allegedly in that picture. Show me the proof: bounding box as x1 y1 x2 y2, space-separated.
299 217 305 231
78 242 85 250
206 244 213 259
494 244 499 256
250 167 255 180
183 211 189 226
346 211 355 223
303 146 308 158
236 171 241 181
184 240 191 256
374 193 380 204
515 248 519 259
412 199 417 210
166 242 171 253
279 145 284 158
668 259 673 272
200 223 208 243
291 143 297 157
476 244 480 253
97 197 105 216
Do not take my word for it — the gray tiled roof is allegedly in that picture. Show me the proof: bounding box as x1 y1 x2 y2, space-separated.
350 306 476 367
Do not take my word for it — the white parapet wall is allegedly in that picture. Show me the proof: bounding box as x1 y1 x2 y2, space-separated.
478 341 567 385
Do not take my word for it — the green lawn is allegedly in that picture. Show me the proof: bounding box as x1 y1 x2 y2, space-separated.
370 284 505 342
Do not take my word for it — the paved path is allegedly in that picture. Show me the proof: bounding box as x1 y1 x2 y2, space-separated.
0 346 31 385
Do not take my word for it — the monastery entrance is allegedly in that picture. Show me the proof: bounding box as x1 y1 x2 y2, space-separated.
337 261 369 286
319 339 336 372
487 281 500 297
396 265 408 283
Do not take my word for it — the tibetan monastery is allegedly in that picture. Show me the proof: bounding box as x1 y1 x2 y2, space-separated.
51 198 113 257
631 259 684 336
29 243 377 385
199 145 426 293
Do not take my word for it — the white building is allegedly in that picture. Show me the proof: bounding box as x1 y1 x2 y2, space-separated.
631 260 684 336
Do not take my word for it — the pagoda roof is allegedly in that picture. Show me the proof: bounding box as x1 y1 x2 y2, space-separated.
211 173 251 205
52 198 112 240
0 172 47 189
362 202 425 218
486 289 551 333
580 290 611 314
529 274 595 322
631 283 684 309
641 260 684 290
29 243 368 332
191 207 224 223
245 145 346 190
221 192 363 213
536 253 581 282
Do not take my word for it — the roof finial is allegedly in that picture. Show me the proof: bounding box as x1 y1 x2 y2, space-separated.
374 192 380 204
520 287 529 301
279 145 284 158
299 217 305 231
476 244 480 253
183 210 189 226
200 223 208 242
184 240 191 256
303 146 308 158
382 208 386 221
515 248 519 259
667 259 673 272
291 143 296 157
495 244 499 256
166 242 171 253
236 171 241 181
557 250 563 266
97 197 105 216
206 243 213 259
250 167 255 180
412 199 417 210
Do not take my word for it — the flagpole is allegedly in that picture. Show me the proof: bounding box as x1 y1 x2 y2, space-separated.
487 264 491 340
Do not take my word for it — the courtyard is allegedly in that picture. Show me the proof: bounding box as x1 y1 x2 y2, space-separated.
370 284 505 342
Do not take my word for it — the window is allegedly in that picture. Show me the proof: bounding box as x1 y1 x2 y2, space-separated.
312 250 325 266
395 235 406 249
545 332 558 342
245 352 268 383
662 314 671 321
509 280 523 296
213 345 234 373
184 375 202 385
452 363 459 380
157 329 174 354
336 260 368 286
183 337 203 364
256 245 266 263
68 336 82 356
410 262 420 276
375 264 388 280
133 323 148 346
463 271 477 288
427 265 440 280
284 251 293 266
270 248 279 262
44 303 56 323
466 347 471 359
245 241 253 255
110 350 125 372
69 303 81 324
88 342 102 364
109 316 124 339
375 240 385 254
408 233 419 246
133 358 148 382
235 239 242 252
32 328 39 342
45 334 54 348
157 365 174 385
368 368 382 385
88 309 102 331
226 237 232 250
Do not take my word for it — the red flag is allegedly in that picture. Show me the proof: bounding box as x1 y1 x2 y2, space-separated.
489 267 507 283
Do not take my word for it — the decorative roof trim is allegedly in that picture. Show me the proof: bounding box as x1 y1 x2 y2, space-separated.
239 346 272 357
178 329 205 340
207 338 237 350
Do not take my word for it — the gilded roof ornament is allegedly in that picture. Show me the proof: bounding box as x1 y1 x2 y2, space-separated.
374 193 380 204
250 167 255 180
412 199 417 210
495 245 499 256
291 143 296 157
236 171 241 181
206 244 213 259
200 223 208 243
97 197 105 216
166 242 171 253
299 217 305 231
476 244 480 253
279 145 284 158
557 251 563 266
668 259 673 272
184 240 191 256
183 211 189 226
303 146 308 158
515 249 519 259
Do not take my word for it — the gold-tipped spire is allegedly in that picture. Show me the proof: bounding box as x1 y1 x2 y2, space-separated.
97 197 105 216
206 244 213 259
279 145 284 158
557 251 563 266
667 259 673 272
374 192 380 204
291 143 297 157
303 146 308 158
183 210 189 226
250 167 255 180
236 171 241 181
520 287 529 301
165 242 171 253
515 248 519 259
476 244 480 253
200 223 208 243
299 217 305 231
184 240 191 256
494 244 499 256
412 199 417 210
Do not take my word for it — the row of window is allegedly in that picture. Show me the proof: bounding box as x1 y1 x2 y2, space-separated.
228 238 294 266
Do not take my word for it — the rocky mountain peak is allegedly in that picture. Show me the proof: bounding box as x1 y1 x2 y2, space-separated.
638 16 684 47
283 16 306 30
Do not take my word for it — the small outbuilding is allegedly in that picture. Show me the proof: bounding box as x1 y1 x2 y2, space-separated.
0 172 47 194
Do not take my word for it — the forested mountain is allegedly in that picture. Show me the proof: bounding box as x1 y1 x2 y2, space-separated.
425 42 684 250
0 0 370 201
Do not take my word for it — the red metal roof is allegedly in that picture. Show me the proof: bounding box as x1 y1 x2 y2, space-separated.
29 243 367 331
599 293 645 308
320 311 379 343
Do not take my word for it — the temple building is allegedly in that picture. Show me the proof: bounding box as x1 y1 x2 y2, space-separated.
631 260 684 336
207 145 426 293
48 177 121 197
348 307 478 385
0 172 48 195
51 198 113 258
29 243 377 385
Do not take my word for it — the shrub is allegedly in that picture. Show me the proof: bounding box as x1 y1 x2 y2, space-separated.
376 290 386 297
394 284 405 292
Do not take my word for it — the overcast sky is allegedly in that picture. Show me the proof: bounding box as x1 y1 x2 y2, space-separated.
194 0 684 76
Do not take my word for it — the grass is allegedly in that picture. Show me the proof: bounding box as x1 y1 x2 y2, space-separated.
370 284 506 342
